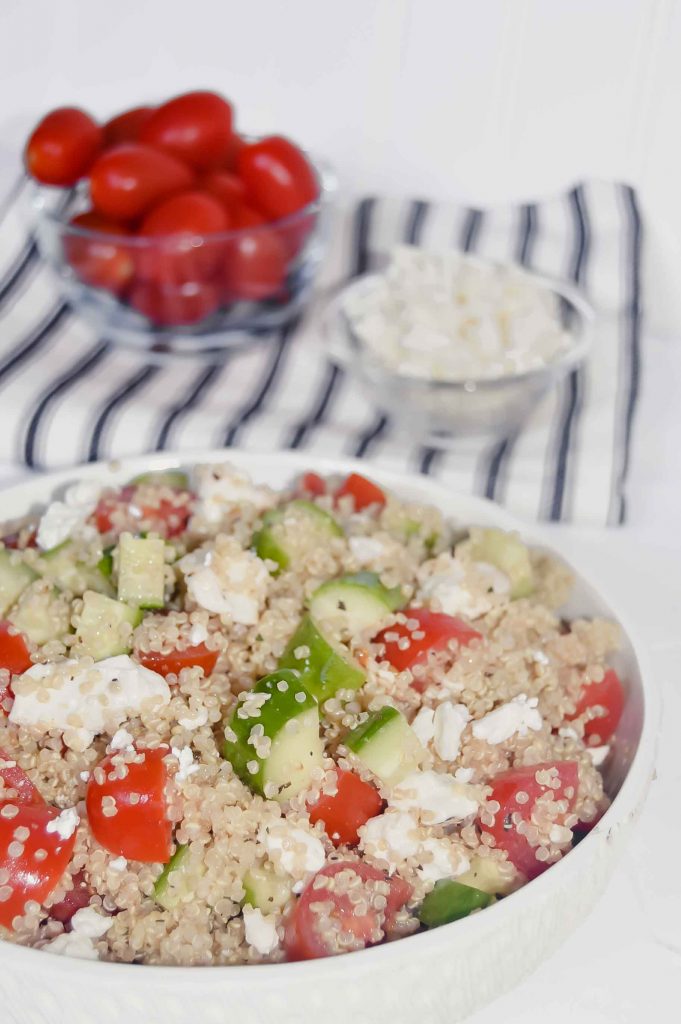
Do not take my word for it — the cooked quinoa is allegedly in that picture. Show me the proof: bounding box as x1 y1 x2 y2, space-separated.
0 462 624 965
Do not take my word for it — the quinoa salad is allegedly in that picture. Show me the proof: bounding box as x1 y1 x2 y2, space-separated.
0 462 625 965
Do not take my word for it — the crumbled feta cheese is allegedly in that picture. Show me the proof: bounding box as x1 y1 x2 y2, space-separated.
194 463 275 523
10 655 170 747
359 810 420 874
180 540 269 626
36 481 102 550
432 702 470 761
389 770 480 824
46 806 80 840
109 857 127 871
418 554 492 619
109 727 135 752
178 707 209 730
410 706 435 746
172 745 199 781
417 837 470 883
587 744 610 767
257 822 325 891
454 766 474 784
348 536 389 567
70 907 112 939
188 623 208 646
242 905 280 955
42 906 111 960
472 694 543 745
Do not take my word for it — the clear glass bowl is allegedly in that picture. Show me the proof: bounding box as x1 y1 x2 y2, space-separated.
29 153 335 360
324 269 594 445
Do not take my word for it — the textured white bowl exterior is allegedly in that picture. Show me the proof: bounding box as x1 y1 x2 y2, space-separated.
0 451 658 1024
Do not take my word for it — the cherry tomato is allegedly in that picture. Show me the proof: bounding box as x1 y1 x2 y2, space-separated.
231 203 266 230
568 669 625 745
237 136 318 220
49 869 93 927
140 91 234 171
223 220 288 303
103 106 154 148
222 133 246 172
25 107 102 186
480 761 579 880
298 472 327 498
89 144 194 221
93 485 192 537
374 608 481 683
137 643 218 679
199 170 246 212
86 747 171 863
335 473 386 511
136 190 229 284
64 211 134 294
130 280 220 326
284 861 411 961
0 622 32 676
0 804 78 929
308 769 383 847
0 749 44 806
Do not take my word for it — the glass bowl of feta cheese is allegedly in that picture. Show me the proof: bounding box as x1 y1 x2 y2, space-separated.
325 247 594 444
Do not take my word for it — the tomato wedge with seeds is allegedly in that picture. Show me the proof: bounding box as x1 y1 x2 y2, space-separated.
335 473 386 511
480 761 579 881
373 607 482 684
285 861 411 961
0 622 32 676
86 747 171 863
0 749 44 806
568 668 624 745
93 484 192 538
0 804 78 929
308 769 383 847
137 643 218 679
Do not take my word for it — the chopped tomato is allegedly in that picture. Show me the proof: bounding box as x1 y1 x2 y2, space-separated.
1 527 37 550
0 749 44 806
373 607 481 684
480 761 579 880
335 473 386 511
0 804 78 929
137 643 218 679
0 622 32 676
49 870 93 928
308 769 383 847
93 484 192 538
86 747 171 863
568 669 624 745
284 861 411 961
298 472 327 498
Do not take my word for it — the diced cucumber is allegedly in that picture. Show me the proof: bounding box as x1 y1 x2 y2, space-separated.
277 614 365 704
222 670 323 802
97 545 115 579
154 844 205 911
253 500 343 571
243 865 293 913
0 548 37 616
469 528 534 599
130 470 189 490
456 855 513 896
345 705 424 786
73 590 143 661
309 571 406 634
117 534 165 609
38 541 113 597
418 879 493 928
8 581 70 646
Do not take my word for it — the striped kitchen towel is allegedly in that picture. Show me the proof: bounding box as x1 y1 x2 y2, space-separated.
0 177 642 525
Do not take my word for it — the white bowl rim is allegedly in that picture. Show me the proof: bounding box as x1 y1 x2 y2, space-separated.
0 448 659 985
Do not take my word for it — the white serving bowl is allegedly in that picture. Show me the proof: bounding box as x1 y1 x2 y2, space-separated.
0 451 657 1024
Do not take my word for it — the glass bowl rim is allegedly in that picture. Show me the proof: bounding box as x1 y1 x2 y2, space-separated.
325 264 595 391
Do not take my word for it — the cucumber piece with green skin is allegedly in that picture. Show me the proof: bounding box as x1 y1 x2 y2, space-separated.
117 534 165 609
469 528 534 599
38 541 113 597
74 590 143 661
130 470 190 490
254 500 343 571
243 865 293 912
97 545 115 579
222 670 323 802
8 581 71 645
0 549 37 616
277 614 365 704
345 705 424 786
456 855 513 896
309 571 406 634
418 879 493 928
154 844 205 911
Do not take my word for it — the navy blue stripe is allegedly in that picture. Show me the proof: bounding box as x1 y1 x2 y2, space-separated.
88 365 160 462
223 322 297 448
404 200 429 245
353 198 375 277
0 302 69 387
354 413 389 459
0 240 37 307
156 363 222 451
547 185 589 521
287 364 341 449
24 342 109 467
420 448 441 475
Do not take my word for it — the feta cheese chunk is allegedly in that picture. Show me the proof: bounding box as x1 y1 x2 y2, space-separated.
432 702 470 761
43 906 112 961
36 481 102 551
69 907 112 939
472 694 543 745
348 536 388 566
194 463 275 524
45 807 79 840
418 554 493 619
359 810 420 874
10 655 170 748
257 822 325 892
172 745 199 781
417 837 470 883
410 706 435 746
389 770 480 824
180 540 269 626
243 905 280 955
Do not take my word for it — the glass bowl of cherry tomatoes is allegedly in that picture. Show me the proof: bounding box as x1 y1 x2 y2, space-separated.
25 92 335 359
